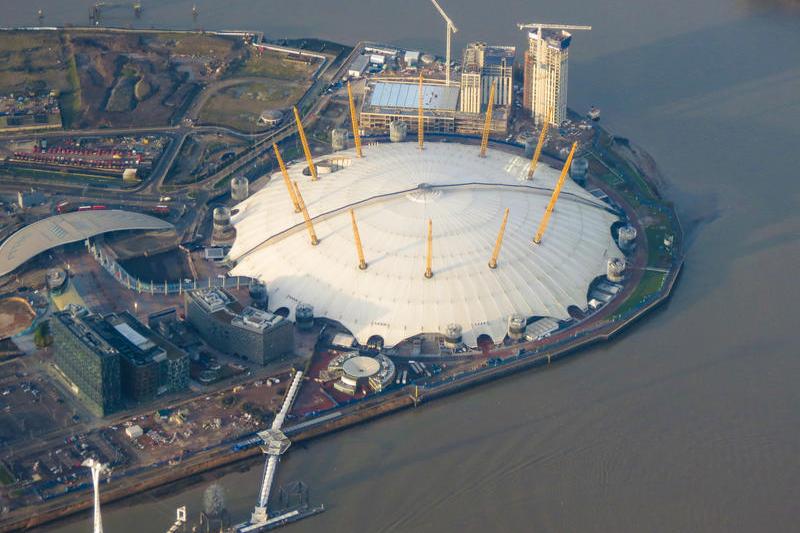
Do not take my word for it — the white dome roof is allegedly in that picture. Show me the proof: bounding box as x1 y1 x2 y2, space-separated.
229 142 620 347
342 356 381 378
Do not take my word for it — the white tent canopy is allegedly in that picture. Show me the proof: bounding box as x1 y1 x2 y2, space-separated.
230 143 619 347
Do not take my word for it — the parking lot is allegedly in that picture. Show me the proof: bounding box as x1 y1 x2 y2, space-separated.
0 360 80 449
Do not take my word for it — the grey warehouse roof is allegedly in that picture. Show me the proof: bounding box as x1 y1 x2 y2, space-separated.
0 210 173 276
368 82 460 111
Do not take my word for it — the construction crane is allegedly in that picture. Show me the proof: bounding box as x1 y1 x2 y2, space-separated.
533 142 578 245
517 23 592 31
292 106 318 181
479 81 497 158
424 219 433 279
527 108 552 179
430 0 458 86
418 74 425 150
273 144 300 212
346 82 363 158
488 208 510 269
350 209 367 270
293 181 319 246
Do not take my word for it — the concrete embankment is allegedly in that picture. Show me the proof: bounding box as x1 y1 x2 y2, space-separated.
0 257 682 532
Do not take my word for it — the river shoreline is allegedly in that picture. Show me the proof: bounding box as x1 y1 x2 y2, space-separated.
0 110 683 531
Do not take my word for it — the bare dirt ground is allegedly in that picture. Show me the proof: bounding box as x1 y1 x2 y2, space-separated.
68 31 241 129
0 297 35 339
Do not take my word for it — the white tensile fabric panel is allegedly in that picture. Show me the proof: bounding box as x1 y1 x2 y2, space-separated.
229 143 619 347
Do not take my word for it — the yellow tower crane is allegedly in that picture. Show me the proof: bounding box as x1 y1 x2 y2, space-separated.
292 106 318 181
533 142 578 245
273 144 300 212
350 209 367 270
424 219 433 279
479 81 497 158
292 180 318 246
418 74 425 150
347 82 363 158
527 109 552 180
488 207 510 269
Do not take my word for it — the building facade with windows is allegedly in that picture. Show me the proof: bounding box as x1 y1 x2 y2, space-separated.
523 30 572 125
101 311 190 401
459 42 515 114
52 306 189 416
52 307 121 416
185 289 293 364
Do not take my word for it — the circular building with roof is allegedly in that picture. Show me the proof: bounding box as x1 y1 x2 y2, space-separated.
328 351 396 395
228 142 621 347
258 109 283 127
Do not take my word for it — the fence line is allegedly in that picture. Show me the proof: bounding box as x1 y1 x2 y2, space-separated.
85 239 256 295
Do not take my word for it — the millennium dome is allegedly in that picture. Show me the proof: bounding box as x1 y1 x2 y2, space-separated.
228 142 620 347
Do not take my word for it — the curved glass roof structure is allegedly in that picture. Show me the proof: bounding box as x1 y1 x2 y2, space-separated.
229 142 620 347
0 210 173 277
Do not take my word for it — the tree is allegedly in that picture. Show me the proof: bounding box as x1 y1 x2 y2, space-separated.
33 320 52 348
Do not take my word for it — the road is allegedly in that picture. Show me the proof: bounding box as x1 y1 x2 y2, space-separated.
0 39 361 203
0 38 363 259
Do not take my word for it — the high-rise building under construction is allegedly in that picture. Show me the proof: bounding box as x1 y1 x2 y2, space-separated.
459 42 515 114
523 29 572 125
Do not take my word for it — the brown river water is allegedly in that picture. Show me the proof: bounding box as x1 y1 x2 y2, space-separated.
3 0 799 531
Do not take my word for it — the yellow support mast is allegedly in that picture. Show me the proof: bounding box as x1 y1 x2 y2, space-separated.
424 219 433 279
533 142 578 245
417 73 424 150
479 80 497 158
292 180 319 246
527 109 553 180
273 143 300 212
350 209 367 270
292 106 318 181
488 207 510 269
346 82 363 158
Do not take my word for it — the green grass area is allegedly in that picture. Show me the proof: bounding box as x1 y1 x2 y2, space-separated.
644 223 677 268
150 32 236 57
277 144 303 163
199 80 309 132
0 31 68 93
214 174 233 190
596 170 643 210
0 165 120 184
613 154 656 200
228 49 317 81
0 463 15 486
105 76 135 113
599 170 624 186
59 35 82 128
594 134 658 203
613 270 667 319
0 113 61 130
